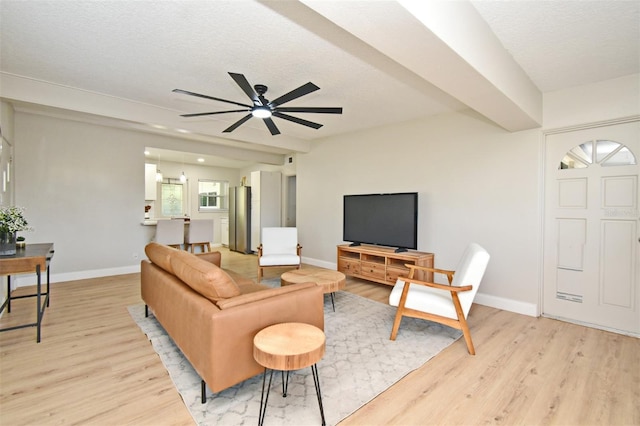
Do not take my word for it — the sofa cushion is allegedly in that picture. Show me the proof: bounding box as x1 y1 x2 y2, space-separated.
145 242 178 274
215 282 316 310
225 270 266 294
170 250 241 302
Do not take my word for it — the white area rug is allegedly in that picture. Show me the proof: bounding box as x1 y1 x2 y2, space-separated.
129 287 461 426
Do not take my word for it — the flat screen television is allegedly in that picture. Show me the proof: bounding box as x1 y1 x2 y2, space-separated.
343 192 418 252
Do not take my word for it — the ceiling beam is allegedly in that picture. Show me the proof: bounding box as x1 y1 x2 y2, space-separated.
297 0 542 131
0 72 312 154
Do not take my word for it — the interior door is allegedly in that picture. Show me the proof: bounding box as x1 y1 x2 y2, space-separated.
543 120 640 335
285 175 297 227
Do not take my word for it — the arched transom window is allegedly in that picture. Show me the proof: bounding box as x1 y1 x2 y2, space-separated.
559 139 637 169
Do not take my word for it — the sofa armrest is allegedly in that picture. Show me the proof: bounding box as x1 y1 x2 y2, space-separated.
195 251 222 267
216 282 317 309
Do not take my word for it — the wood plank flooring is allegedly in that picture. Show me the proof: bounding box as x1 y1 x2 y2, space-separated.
1 248 638 425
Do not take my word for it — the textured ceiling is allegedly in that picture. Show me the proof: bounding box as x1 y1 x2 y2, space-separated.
471 0 640 92
1 0 638 167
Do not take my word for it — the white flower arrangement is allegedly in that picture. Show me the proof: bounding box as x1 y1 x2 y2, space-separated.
0 206 33 234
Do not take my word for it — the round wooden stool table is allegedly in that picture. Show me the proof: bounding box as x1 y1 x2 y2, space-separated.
280 269 346 311
253 322 326 426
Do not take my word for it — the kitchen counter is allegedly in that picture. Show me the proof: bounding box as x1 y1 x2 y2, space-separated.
141 218 190 226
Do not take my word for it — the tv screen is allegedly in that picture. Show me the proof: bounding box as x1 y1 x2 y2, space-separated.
343 192 418 251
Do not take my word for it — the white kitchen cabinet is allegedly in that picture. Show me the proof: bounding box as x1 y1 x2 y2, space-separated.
220 217 229 246
250 171 281 252
144 163 157 200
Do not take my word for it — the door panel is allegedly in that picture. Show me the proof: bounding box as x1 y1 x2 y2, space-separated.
600 220 636 308
556 218 585 271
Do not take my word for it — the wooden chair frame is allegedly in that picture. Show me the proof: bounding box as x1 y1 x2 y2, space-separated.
390 264 477 355
256 243 302 282
185 242 212 253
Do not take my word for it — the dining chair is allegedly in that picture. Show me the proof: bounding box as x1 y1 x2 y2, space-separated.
154 219 185 249
185 219 214 253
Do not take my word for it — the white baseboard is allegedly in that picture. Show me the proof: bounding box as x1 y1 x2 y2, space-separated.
303 257 539 318
12 264 141 288
474 292 538 317
302 256 335 270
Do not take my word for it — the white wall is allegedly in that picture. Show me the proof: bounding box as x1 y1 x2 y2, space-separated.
14 113 148 282
297 110 542 314
12 112 243 285
543 74 640 129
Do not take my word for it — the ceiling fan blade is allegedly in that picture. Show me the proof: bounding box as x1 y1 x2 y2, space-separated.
223 113 253 133
228 72 261 105
172 89 252 108
276 106 343 114
273 112 323 129
181 109 249 118
263 117 281 135
269 82 320 107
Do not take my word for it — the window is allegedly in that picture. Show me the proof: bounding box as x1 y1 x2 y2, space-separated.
559 140 637 169
161 182 185 217
198 179 229 212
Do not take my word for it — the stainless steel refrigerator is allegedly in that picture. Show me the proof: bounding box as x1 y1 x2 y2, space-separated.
228 186 252 253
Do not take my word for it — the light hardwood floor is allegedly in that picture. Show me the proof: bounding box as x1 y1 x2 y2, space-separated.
1 248 638 425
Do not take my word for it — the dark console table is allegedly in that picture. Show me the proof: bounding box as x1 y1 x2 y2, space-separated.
0 243 54 343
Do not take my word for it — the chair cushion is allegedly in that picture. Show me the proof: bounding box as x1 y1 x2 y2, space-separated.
259 254 301 266
261 227 298 256
389 280 459 320
169 249 241 302
145 242 177 274
451 243 490 314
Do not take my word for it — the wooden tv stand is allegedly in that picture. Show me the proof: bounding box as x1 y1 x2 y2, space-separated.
337 244 434 286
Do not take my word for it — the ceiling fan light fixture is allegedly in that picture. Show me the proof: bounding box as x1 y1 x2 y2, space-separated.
251 106 272 118
174 72 342 135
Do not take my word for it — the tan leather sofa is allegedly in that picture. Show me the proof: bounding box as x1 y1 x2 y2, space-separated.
140 242 324 403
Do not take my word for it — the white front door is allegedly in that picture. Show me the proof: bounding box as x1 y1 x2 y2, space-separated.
543 120 640 335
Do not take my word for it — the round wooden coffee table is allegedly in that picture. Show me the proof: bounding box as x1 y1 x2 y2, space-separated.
253 322 326 426
281 269 346 311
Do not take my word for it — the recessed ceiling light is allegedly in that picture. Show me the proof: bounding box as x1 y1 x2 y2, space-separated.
197 158 205 163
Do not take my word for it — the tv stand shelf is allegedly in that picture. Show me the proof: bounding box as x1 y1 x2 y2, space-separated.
337 244 434 286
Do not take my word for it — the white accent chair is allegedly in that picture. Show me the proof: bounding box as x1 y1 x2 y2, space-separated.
185 219 214 253
155 219 185 249
257 227 302 282
389 243 490 355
